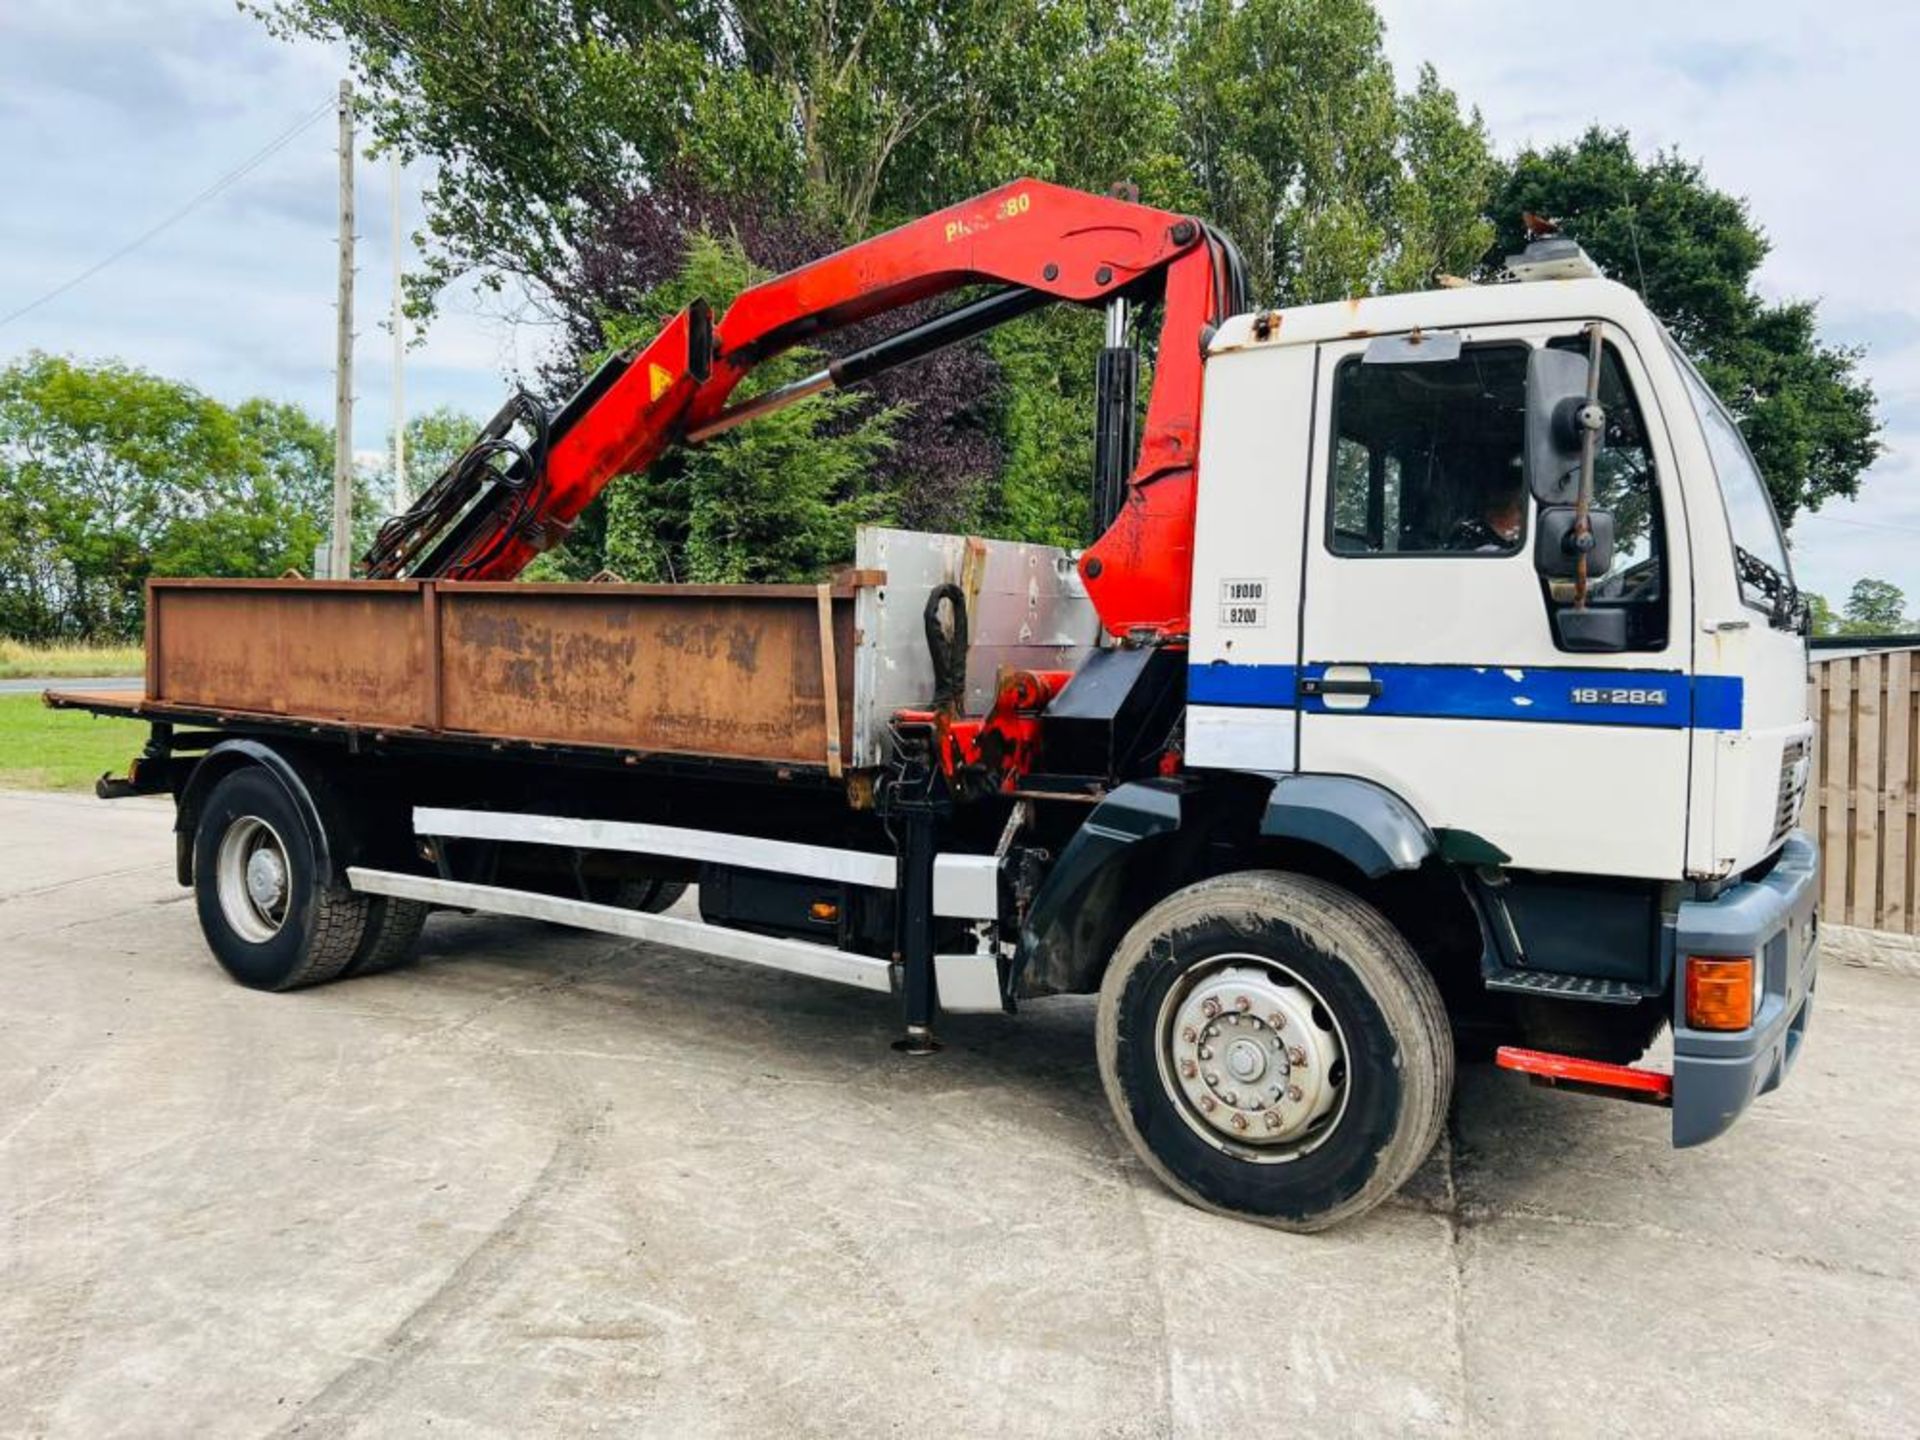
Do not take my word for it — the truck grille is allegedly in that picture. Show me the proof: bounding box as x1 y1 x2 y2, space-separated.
1772 736 1810 847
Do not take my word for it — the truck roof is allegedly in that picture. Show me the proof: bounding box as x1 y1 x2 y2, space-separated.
1208 276 1650 354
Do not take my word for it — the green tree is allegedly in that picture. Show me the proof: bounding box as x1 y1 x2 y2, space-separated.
1383 64 1498 293
250 0 1188 320
0 354 332 639
251 0 1504 557
1803 591 1839 638
361 405 485 514
1172 4 1495 304
587 232 900 583
1843 577 1908 633
1486 128 1881 528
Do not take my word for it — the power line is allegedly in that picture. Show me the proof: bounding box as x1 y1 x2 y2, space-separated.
1797 511 1920 541
0 94 336 331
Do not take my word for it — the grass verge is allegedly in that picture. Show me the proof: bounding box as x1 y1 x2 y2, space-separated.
0 695 147 791
0 639 145 678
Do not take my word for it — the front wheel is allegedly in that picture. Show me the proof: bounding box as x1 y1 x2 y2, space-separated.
1096 871 1452 1231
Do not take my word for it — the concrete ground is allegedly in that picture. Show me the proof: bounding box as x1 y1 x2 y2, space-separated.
2 789 1916 1439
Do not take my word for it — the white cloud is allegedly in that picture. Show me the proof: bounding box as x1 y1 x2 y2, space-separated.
0 0 511 458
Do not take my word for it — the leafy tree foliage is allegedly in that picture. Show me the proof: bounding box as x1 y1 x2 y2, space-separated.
250 0 1187 314
1803 580 1912 637
1174 4 1493 303
1486 128 1881 529
1843 577 1908 633
0 355 334 640
381 405 487 508
566 232 900 583
1803 591 1839 638
248 2 1879 585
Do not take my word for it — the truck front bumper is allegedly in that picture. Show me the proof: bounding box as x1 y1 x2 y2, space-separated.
1670 831 1820 1147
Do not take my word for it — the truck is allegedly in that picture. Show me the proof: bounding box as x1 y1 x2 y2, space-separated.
51 180 1820 1231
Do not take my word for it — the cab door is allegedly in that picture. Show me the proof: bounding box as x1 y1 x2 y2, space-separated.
1296 326 1693 880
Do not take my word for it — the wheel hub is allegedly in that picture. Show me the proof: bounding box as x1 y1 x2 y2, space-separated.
245 848 287 912
1159 960 1346 1159
215 815 291 944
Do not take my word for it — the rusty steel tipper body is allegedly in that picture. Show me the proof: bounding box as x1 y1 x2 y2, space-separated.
131 575 862 772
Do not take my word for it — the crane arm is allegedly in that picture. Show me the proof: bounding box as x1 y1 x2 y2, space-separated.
365 178 1246 638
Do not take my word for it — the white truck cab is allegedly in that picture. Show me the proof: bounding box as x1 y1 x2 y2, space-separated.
1187 266 1818 1144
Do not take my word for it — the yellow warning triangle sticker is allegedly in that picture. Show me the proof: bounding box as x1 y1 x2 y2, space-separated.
648 363 674 401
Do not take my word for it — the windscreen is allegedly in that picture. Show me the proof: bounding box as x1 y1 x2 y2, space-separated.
1669 339 1792 604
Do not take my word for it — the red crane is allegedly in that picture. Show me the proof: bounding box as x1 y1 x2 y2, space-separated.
364 179 1247 641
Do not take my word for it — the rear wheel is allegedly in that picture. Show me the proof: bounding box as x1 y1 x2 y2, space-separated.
342 897 431 977
1096 870 1452 1231
193 767 368 991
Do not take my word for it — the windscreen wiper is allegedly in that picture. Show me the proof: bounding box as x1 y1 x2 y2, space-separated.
1735 546 1808 634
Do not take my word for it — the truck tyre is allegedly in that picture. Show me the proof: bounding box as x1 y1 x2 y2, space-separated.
342 897 431 978
192 766 369 991
1096 870 1452 1231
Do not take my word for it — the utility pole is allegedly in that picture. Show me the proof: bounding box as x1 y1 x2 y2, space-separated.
389 151 407 509
329 78 356 580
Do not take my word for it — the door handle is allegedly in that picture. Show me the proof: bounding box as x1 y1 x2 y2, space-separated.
1300 665 1381 711
1299 676 1382 697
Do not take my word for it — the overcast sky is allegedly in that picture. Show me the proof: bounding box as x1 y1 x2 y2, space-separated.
2 0 1913 608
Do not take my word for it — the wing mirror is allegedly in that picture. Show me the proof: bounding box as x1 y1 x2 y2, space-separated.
1524 347 1603 504
1534 505 1614 579
1552 606 1628 652
1536 504 1627 649
1528 332 1625 652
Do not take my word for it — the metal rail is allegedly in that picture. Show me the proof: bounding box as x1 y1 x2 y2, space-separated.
346 867 895 993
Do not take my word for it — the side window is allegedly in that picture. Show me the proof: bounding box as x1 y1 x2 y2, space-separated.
1328 345 1529 557
1544 336 1669 650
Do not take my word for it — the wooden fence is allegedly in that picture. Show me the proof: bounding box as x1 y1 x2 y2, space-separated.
1808 651 1918 933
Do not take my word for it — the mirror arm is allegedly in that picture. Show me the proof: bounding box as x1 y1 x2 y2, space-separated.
1571 322 1605 608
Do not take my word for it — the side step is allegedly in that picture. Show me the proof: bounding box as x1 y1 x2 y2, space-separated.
1482 969 1656 1004
1495 1045 1673 1107
346 867 895 994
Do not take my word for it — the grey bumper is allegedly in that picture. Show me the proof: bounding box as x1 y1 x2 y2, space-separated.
1670 832 1819 1148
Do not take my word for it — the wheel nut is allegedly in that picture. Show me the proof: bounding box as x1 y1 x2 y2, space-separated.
1288 1046 1308 1067
1201 998 1221 1018
1181 1026 1198 1044
1287 1084 1304 1102
1200 1095 1217 1112
1235 995 1251 1012
1230 1114 1248 1131
1180 1059 1197 1078
1264 1111 1284 1130
1268 1013 1286 1030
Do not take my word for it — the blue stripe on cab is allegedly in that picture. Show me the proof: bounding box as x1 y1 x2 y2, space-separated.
1187 663 1298 707
1187 661 1744 731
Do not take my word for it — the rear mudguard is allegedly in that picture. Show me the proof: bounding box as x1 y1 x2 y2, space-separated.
173 739 393 889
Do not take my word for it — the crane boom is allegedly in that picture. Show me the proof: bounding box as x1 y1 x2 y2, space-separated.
364 179 1247 639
